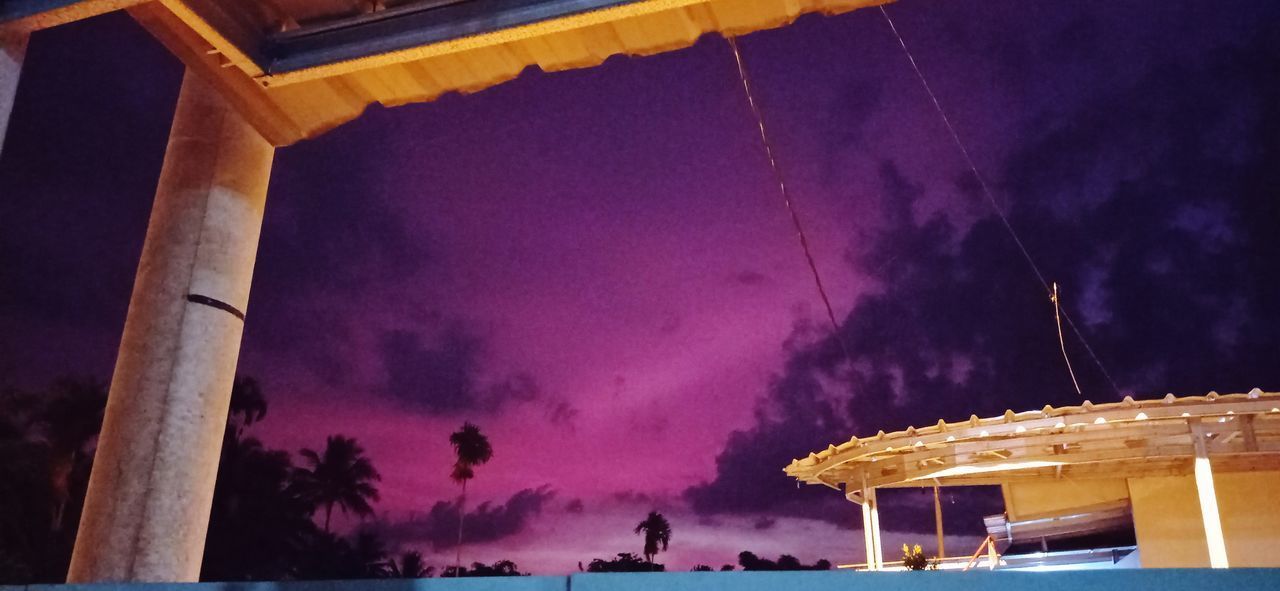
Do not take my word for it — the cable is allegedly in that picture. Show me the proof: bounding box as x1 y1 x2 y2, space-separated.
877 5 1121 398
1052 283 1082 395
727 35 855 365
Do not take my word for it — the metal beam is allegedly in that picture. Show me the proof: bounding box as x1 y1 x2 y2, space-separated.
264 0 645 74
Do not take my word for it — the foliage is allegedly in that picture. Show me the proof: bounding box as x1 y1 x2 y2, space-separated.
386 551 434 578
293 435 382 532
737 551 831 571
691 564 713 571
448 422 493 484
634 511 672 566
441 560 525 577
586 553 664 573
900 544 934 571
0 379 105 583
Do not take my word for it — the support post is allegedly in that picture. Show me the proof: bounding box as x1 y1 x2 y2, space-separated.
0 31 27 156
867 486 883 570
1191 421 1229 568
860 489 875 570
67 69 274 582
933 484 945 558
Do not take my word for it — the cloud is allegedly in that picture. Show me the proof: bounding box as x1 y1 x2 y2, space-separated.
686 31 1280 534
545 400 580 428
564 499 585 514
381 486 556 550
378 326 540 414
752 516 776 530
732 270 768 286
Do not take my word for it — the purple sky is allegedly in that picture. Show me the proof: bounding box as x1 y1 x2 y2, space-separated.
4 0 1280 575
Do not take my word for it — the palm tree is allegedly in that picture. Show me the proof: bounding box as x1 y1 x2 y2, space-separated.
226 376 267 444
36 378 106 532
448 422 492 573
387 551 432 578
634 511 671 569
294 435 381 532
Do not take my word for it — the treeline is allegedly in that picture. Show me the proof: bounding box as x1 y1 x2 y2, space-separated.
1 376 831 583
0 377 524 583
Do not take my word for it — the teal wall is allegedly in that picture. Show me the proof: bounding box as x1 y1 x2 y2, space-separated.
9 570 1280 591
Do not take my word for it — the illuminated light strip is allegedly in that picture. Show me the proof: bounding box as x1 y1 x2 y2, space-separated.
1191 430 1229 568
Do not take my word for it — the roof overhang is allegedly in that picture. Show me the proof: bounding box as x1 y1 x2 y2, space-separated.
3 0 890 145
787 390 1280 492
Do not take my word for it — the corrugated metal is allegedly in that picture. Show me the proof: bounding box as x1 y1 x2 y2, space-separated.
135 0 888 144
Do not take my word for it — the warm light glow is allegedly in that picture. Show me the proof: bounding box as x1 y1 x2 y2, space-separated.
1194 456 1230 568
915 460 1065 480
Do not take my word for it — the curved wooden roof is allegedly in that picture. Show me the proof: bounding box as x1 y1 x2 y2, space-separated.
785 390 1280 493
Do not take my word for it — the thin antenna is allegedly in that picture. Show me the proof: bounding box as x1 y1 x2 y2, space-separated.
877 5 1121 397
727 35 854 365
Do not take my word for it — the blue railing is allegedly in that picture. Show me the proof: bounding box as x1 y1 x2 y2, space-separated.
12 569 1280 591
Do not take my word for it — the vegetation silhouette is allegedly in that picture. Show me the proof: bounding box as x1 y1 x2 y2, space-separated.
294 435 382 533
386 551 433 578
634 511 672 569
737 551 831 571
448 422 493 573
585 552 663 573
442 560 525 577
0 375 541 583
0 378 105 583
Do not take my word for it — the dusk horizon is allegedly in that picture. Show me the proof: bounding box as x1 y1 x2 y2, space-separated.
3 0 1280 579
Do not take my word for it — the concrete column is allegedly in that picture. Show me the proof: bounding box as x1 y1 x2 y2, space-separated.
0 31 28 156
67 69 274 583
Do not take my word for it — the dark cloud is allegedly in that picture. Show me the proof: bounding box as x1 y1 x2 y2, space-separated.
564 499 584 514
752 516 777 530
381 486 555 550
545 399 580 428
687 27 1280 534
611 490 660 507
732 270 769 286
378 326 539 414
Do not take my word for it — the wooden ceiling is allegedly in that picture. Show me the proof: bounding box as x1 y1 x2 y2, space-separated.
3 0 889 145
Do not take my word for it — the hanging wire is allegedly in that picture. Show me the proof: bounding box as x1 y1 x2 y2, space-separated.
727 35 854 365
877 5 1121 398
1052 283 1082 395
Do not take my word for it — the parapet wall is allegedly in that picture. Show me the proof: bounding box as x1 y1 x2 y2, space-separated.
9 569 1280 591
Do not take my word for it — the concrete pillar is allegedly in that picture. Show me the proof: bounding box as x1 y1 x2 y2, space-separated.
67 69 274 583
0 31 27 156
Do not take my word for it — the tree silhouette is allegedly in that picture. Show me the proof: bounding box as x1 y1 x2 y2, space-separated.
448 422 492 573
34 379 105 533
737 551 831 571
387 551 433 578
585 552 661 573
202 379 317 581
633 511 671 569
294 435 381 532
443 560 524 577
